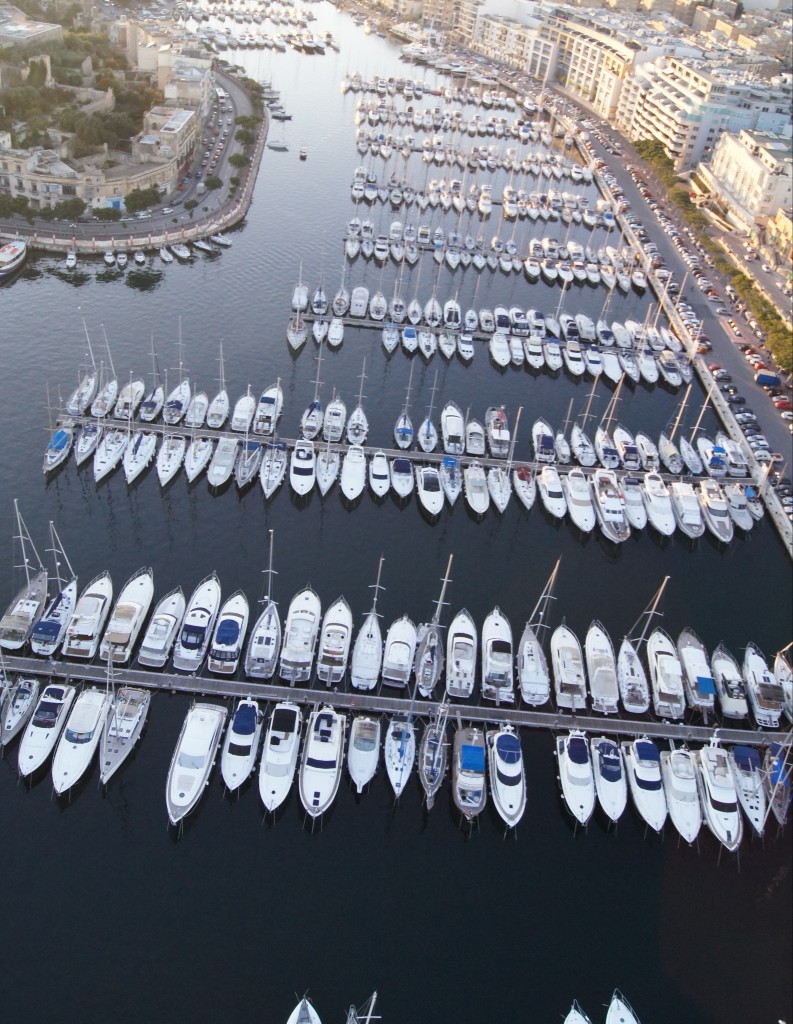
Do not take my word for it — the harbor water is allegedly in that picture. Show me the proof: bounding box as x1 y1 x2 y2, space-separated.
1 5 790 1021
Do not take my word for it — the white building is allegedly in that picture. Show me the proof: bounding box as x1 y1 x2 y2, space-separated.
700 128 792 232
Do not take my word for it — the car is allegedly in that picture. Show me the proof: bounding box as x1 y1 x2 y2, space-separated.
761 263 772 273
726 394 746 406
162 207 174 214
697 341 712 353
781 411 793 421
714 371 732 382
774 399 793 411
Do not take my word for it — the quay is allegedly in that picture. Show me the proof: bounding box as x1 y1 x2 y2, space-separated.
2 654 777 749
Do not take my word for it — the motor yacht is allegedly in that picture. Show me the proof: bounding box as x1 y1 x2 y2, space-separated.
416 465 444 517
390 457 414 500
487 725 526 827
51 687 110 794
591 469 630 543
677 628 716 716
172 573 221 672
206 436 239 489
316 597 353 685
641 473 675 536
710 643 748 720
444 609 476 699
252 383 283 436
556 730 595 825
98 685 150 785
551 624 587 710
137 587 185 668
660 747 701 845
698 479 733 544
340 445 367 502
62 572 113 660
616 639 650 714
562 468 596 532
166 702 227 825
259 702 302 812
485 406 510 458
381 615 416 689
99 567 154 664
279 588 321 685
452 725 487 820
696 741 743 852
670 481 705 539
647 629 686 719
17 683 76 778
299 706 346 817
591 736 627 824
622 737 667 832
368 451 390 498
743 642 783 728
466 419 486 456
585 621 619 714
230 390 256 432
290 440 316 496
480 607 513 703
220 698 263 792
207 590 249 675
347 715 381 793
730 745 766 836
441 402 465 455
463 462 489 517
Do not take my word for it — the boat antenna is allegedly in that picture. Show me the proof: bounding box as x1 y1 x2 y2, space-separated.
627 576 670 649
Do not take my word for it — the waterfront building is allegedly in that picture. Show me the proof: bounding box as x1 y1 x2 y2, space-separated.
698 129 792 235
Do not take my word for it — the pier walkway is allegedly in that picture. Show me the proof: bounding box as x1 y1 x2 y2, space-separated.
4 654 776 748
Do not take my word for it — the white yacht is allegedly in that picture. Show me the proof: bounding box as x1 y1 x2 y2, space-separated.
441 402 465 455
416 465 444 517
184 436 214 483
340 445 367 502
230 389 256 432
537 466 567 519
279 588 321 684
299 706 346 817
696 741 743 852
258 702 302 813
163 378 191 425
252 382 283 436
591 469 630 543
123 431 157 484
1 677 39 747
384 715 416 797
606 992 641 1024
99 567 154 664
381 615 415 689
30 524 77 657
556 730 595 825
698 479 733 544
562 468 596 532
622 737 667 832
156 434 186 487
729 745 766 836
324 395 347 443
172 573 222 672
513 465 536 511
62 572 113 660
93 427 128 483
710 643 749 720
515 624 549 706
99 685 150 785
286 998 322 1024
290 440 316 496
137 587 185 668
487 725 526 827
670 481 705 539
660 747 701 845
220 698 263 791
677 628 716 715
647 629 686 719
591 736 627 824
445 609 477 699
184 391 208 429
51 687 110 795
260 442 288 498
616 639 650 715
481 607 513 703
620 477 647 531
452 725 487 820
641 473 676 536
17 683 76 778
166 702 227 825
464 461 489 516
743 642 783 728
316 597 353 685
207 590 249 675
466 419 486 456
551 624 587 711
113 378 144 420
347 715 381 794
207 436 239 489
368 451 390 497
585 621 619 714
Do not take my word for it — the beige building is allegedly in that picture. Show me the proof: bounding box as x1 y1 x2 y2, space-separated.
699 128 792 233
133 106 198 166
0 4 63 47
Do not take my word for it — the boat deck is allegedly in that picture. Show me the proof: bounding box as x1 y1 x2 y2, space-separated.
3 654 774 747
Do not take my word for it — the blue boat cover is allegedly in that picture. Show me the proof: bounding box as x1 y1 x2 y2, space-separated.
50 430 69 451
636 740 659 762
732 746 760 771
695 674 716 695
769 744 790 786
32 620 61 639
568 736 589 764
394 458 412 472
233 703 257 736
496 733 521 764
443 456 459 469
540 434 554 448
745 486 758 499
461 744 485 772
216 619 241 645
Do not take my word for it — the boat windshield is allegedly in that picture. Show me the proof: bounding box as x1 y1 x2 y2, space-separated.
634 769 662 791
306 756 337 770
180 624 206 649
32 701 62 728
64 726 95 744
178 752 206 770
228 741 252 757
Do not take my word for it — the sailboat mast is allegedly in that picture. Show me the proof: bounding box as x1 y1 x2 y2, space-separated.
101 325 116 380
527 557 561 631
507 406 522 471
432 554 454 625
264 529 276 605
370 555 385 615
690 381 716 440
628 576 670 648
48 522 75 591
668 384 691 442
80 312 97 372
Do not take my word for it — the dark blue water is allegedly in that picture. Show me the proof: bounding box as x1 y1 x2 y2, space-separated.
1 6 790 1022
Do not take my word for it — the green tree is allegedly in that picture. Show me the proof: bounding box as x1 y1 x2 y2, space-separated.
235 127 255 148
95 207 122 222
27 59 47 89
204 175 222 190
228 152 249 168
124 186 161 213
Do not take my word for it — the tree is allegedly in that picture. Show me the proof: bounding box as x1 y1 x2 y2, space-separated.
229 152 249 168
235 127 255 148
95 207 122 221
204 175 222 190
124 186 161 213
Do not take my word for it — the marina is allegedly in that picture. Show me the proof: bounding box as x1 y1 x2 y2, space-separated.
1 4 791 1023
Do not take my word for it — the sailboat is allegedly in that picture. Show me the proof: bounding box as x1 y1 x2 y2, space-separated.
0 500 49 652
206 342 230 429
139 336 164 423
90 333 118 418
163 323 191 426
414 555 453 698
30 523 77 657
418 703 449 809
245 531 281 679
417 370 439 453
394 362 414 450
99 654 151 785
350 557 385 691
518 560 559 706
65 317 98 416
300 344 324 441
346 359 369 444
